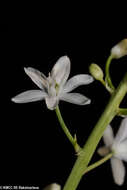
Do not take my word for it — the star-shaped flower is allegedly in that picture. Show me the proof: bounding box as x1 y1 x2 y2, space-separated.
98 118 127 185
12 56 94 110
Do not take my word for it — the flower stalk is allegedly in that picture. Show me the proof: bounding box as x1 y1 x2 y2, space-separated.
105 55 115 93
118 108 127 117
63 72 127 190
84 152 113 174
55 106 81 153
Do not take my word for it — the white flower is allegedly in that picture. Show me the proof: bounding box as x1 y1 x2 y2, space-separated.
12 56 94 110
98 118 127 185
43 183 61 190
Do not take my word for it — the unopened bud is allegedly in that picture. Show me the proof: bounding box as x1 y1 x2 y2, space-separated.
89 63 104 81
44 183 61 190
97 146 110 157
111 39 127 59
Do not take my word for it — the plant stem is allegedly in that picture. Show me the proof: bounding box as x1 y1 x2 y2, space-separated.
105 55 115 92
55 106 80 152
100 79 106 87
118 108 127 116
84 153 113 174
63 72 127 190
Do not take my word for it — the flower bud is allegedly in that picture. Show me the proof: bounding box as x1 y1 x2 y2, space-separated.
97 146 110 156
89 63 104 81
111 39 127 59
44 183 61 190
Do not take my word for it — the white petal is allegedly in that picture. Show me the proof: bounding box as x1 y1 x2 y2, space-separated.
63 74 94 93
51 56 70 86
11 90 47 103
110 157 125 186
45 96 58 110
103 125 114 147
60 93 91 105
24 67 48 90
113 140 127 161
114 118 127 144
43 183 61 190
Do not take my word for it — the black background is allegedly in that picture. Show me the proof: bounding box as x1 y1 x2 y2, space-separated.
1 2 127 190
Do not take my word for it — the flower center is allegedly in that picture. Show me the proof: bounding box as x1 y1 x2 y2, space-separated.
55 83 59 95
47 73 60 97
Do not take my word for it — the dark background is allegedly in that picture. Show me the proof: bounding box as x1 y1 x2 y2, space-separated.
1 2 127 190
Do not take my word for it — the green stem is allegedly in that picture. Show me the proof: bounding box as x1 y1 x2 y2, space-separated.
105 55 115 92
55 106 80 152
100 79 106 87
63 72 127 190
118 108 127 116
84 153 113 174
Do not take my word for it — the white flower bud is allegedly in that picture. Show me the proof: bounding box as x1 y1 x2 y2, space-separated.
43 183 61 190
97 146 110 156
111 39 127 59
89 63 104 81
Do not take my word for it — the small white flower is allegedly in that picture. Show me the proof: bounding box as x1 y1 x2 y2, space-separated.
43 183 61 190
12 56 94 110
98 118 127 186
